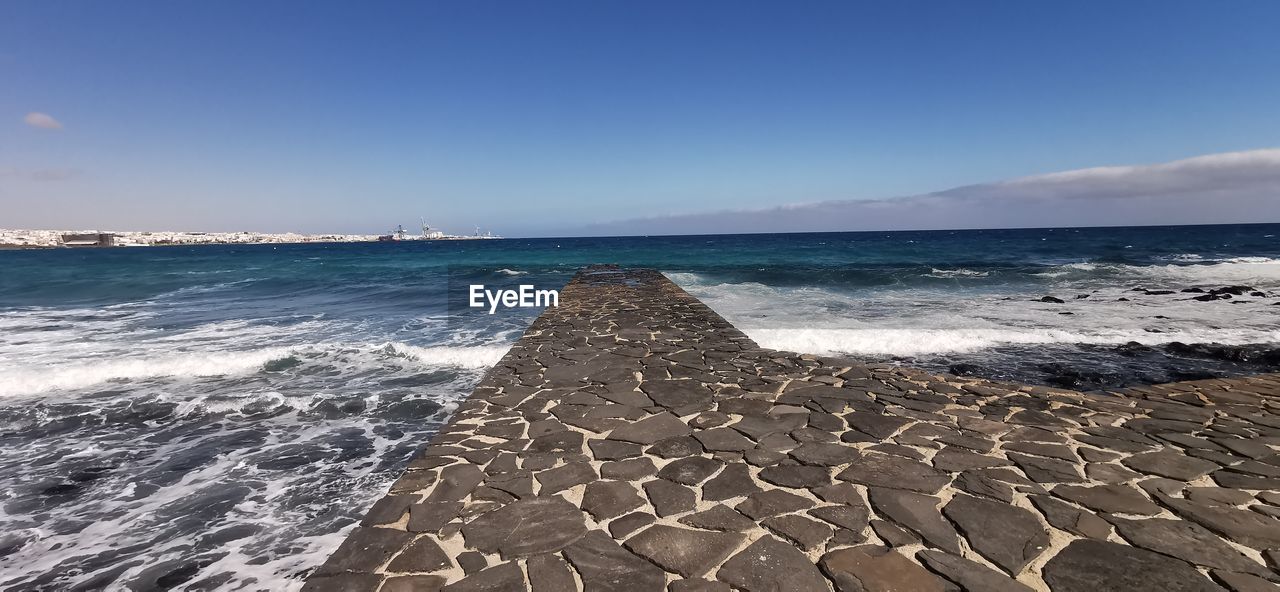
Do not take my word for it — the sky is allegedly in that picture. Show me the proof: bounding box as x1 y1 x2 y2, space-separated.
2 1 1279 237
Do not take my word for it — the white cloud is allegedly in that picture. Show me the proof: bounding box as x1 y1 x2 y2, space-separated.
23 112 63 130
581 148 1280 235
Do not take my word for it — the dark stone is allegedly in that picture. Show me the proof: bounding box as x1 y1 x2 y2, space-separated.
528 430 584 453
944 494 1049 574
588 439 642 460
608 511 655 538
790 442 861 466
812 482 867 505
762 514 833 550
1028 495 1111 539
1007 452 1084 483
871 519 919 547
1002 441 1077 462
932 447 1014 472
644 479 696 517
759 464 830 488
457 550 486 574
1123 449 1220 480
679 504 757 531
836 452 952 494
917 550 1034 592
441 561 524 592
819 545 949 592
658 456 724 485
845 413 913 439
564 531 666 592
302 574 384 592
535 462 596 493
361 495 416 526
866 487 961 554
582 480 645 520
315 527 414 575
1039 296 1065 303
1042 539 1226 592
717 536 831 592
640 379 713 409
1185 487 1255 506
625 524 745 577
425 464 485 503
382 575 446 592
460 497 588 558
648 436 704 458
693 428 757 452
600 457 656 480
386 536 452 573
1158 494 1280 549
608 413 691 444
670 579 732 592
954 471 1015 503
1053 484 1162 515
736 489 815 519
1210 571 1278 592
809 504 870 533
527 554 576 592
701 463 761 501
1105 515 1269 575
408 502 464 533
730 414 809 440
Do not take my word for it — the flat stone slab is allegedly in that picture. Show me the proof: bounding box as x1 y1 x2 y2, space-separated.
304 267 1280 592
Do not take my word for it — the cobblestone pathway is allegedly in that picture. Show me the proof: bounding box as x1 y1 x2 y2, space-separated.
304 267 1280 592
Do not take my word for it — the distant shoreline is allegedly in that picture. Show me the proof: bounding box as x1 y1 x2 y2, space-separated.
0 228 501 249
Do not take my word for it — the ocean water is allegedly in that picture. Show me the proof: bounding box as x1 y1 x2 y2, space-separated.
1 223 1278 590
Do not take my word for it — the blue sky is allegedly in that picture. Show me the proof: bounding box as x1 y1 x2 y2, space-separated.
3 1 1279 236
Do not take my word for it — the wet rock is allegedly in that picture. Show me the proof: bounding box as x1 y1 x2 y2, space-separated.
820 545 949 592
867 487 961 554
461 497 588 558
315 527 415 575
916 550 1034 592
1042 539 1225 592
1039 296 1066 304
944 494 1049 574
564 531 667 592
717 536 830 592
625 524 745 577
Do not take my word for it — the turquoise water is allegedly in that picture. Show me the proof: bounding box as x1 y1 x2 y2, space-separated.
1 223 1278 590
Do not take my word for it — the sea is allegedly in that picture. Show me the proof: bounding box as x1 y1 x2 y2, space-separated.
1 223 1277 590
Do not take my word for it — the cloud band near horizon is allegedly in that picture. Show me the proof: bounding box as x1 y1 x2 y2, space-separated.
581 149 1280 236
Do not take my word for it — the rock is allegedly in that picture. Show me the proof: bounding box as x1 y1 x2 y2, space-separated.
460 497 588 558
315 527 414 575
845 413 913 439
866 487 961 554
1028 495 1111 539
1158 494 1280 549
717 536 831 592
670 579 732 592
1002 441 1077 462
658 456 724 485
701 463 761 501
1007 452 1085 483
425 464 486 502
1053 484 1161 515
609 511 655 538
790 442 861 466
608 413 691 444
527 554 576 592
386 536 452 573
648 436 705 458
564 531 666 592
407 502 464 533
916 550 1035 592
302 574 384 592
1039 296 1065 304
1210 571 1279 592
932 447 1014 472
944 494 1049 574
819 545 949 592
640 379 713 409
625 524 745 577
588 439 642 460
582 480 645 520
736 489 815 519
1123 449 1220 480
762 514 833 550
680 504 757 531
953 471 1015 503
535 462 596 493
1042 539 1226 592
809 504 870 533
836 452 952 494
382 576 447 592
759 465 831 488
441 561 524 592
1105 515 1269 575
644 479 696 517
693 428 757 452
528 430 584 453
601 457 656 480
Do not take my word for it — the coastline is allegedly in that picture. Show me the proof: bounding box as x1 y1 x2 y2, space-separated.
306 266 1280 591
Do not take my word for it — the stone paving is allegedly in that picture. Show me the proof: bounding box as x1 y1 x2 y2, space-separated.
303 266 1280 592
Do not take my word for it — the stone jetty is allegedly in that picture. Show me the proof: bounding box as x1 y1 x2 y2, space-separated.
304 266 1280 592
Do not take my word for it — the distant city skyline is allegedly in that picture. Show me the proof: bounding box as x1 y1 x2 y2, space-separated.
4 1 1280 237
